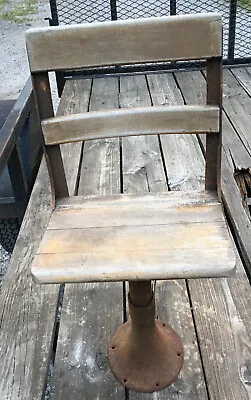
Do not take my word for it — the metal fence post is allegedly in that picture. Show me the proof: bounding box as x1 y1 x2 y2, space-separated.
110 0 118 20
228 0 237 62
170 0 176 16
49 0 59 26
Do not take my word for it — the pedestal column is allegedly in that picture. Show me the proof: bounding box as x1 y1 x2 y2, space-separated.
108 280 183 392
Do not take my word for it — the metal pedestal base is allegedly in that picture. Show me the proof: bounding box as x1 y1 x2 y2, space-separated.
108 282 183 393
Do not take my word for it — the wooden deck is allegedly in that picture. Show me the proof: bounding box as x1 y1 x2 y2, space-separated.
0 66 251 400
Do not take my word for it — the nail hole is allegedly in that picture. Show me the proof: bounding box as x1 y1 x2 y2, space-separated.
156 383 159 387
162 323 166 327
111 346 115 349
124 379 127 383
177 352 181 356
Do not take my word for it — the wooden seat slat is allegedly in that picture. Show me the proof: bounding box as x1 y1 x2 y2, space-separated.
32 192 235 284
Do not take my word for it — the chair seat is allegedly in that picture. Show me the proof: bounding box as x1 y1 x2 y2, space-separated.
31 191 236 284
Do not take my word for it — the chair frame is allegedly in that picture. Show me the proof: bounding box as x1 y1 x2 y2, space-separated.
26 13 224 392
27 13 223 207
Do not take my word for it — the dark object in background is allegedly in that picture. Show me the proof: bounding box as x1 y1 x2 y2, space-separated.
0 80 42 252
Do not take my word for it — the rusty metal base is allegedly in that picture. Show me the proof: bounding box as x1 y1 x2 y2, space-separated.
108 318 183 392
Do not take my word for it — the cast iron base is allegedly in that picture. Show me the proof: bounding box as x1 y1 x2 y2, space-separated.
108 318 183 392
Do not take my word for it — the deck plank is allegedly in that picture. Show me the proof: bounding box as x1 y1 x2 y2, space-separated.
0 158 57 400
57 79 92 195
147 73 205 191
51 77 125 399
119 74 208 399
222 69 251 156
175 69 251 399
0 80 88 399
176 69 251 275
231 67 251 98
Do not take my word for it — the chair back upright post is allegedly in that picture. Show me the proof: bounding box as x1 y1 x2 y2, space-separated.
32 72 69 205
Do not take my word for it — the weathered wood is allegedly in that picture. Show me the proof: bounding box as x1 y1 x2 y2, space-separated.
48 192 225 230
78 78 121 196
32 72 68 201
56 79 92 195
221 68 251 156
51 77 124 399
119 74 208 400
222 149 251 274
175 70 251 274
119 74 167 194
147 73 205 191
0 78 89 400
231 66 251 97
174 70 251 169
175 69 251 399
54 189 224 209
26 13 222 73
42 105 220 145
33 216 235 283
0 157 58 400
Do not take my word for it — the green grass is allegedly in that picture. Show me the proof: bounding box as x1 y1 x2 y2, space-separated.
0 0 9 5
238 0 251 11
0 0 37 22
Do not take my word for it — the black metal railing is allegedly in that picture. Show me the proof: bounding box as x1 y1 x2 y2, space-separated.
48 0 251 67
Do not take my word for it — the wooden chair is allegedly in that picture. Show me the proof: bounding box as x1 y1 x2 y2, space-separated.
26 13 236 393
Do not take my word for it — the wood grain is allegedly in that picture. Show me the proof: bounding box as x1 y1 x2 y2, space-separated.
32 72 69 200
231 67 251 97
222 69 251 156
175 69 251 274
48 192 224 230
175 69 251 399
119 74 208 400
0 158 58 400
147 73 205 191
26 13 222 72
42 105 220 145
0 80 85 399
119 74 167 194
174 70 251 169
57 78 92 195
50 77 124 399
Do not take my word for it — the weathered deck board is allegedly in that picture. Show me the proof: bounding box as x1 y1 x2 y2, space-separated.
222 69 251 156
147 73 205 191
175 69 251 399
231 67 251 97
231 67 251 93
0 80 87 399
120 75 166 194
176 69 251 275
51 77 124 399
119 74 208 399
57 79 92 194
0 158 57 400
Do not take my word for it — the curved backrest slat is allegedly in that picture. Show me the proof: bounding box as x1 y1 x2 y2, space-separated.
42 105 220 145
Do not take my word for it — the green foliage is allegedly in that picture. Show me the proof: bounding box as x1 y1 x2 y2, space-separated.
0 0 37 21
238 0 251 11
